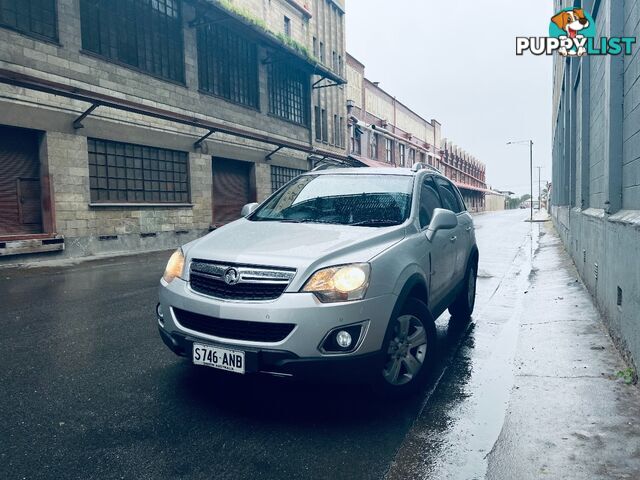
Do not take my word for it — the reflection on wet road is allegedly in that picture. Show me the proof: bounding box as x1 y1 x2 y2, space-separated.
0 210 533 480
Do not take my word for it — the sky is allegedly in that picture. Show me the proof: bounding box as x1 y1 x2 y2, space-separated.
346 0 555 197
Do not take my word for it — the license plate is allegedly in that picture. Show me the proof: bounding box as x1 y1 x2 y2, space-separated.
192 343 245 374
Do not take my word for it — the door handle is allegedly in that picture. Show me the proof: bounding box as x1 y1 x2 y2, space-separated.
450 236 457 242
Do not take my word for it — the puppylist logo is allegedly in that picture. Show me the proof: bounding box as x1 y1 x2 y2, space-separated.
517 8 636 57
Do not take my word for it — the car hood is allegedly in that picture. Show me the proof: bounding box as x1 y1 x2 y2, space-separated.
185 219 405 284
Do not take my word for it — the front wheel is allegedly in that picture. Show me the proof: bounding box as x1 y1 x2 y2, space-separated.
372 298 437 396
448 261 477 319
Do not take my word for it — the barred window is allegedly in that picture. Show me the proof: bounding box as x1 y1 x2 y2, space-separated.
271 166 305 192
0 0 57 41
321 109 328 142
268 60 310 126
80 0 184 83
385 138 394 163
197 18 258 108
314 106 322 141
88 138 190 203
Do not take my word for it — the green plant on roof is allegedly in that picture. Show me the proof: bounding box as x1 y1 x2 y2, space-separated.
215 0 316 62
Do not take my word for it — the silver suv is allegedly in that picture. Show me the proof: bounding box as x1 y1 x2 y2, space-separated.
157 164 478 395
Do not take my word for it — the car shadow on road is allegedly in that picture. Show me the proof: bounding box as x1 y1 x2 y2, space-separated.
163 315 475 430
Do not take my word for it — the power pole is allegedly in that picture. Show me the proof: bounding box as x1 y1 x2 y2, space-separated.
529 140 534 222
506 139 534 222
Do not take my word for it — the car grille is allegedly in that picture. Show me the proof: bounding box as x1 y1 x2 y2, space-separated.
189 260 296 301
173 308 296 343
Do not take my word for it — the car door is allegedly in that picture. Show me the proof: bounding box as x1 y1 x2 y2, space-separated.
419 176 456 308
435 177 470 286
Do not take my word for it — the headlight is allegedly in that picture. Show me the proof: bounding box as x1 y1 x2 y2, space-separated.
162 248 185 284
301 263 370 303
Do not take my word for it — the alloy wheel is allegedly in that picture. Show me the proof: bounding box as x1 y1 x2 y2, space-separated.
383 315 428 386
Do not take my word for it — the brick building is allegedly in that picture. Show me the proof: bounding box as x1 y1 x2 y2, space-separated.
0 0 347 259
345 54 488 211
551 0 640 370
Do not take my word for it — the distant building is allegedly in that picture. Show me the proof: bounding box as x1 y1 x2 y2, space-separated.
0 0 347 259
345 54 488 211
484 191 507 212
551 0 640 370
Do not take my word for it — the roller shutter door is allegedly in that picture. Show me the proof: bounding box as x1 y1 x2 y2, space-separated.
212 158 252 225
0 126 42 236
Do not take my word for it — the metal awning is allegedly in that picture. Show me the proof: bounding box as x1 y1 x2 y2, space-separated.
0 68 349 163
455 182 490 194
348 154 393 168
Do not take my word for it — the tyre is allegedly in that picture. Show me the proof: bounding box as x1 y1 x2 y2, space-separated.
372 297 437 397
448 261 477 320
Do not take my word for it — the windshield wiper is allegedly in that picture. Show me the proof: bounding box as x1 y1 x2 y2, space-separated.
279 218 344 225
350 219 401 227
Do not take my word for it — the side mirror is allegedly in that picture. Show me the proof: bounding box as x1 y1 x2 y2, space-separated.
241 202 259 217
426 208 458 241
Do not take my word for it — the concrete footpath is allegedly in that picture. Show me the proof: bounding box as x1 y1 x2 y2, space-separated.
486 222 640 479
386 218 640 480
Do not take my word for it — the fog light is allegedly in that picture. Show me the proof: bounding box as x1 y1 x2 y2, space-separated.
156 303 164 321
336 330 352 348
321 324 364 353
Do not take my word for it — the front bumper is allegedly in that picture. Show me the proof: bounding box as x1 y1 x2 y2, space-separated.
158 278 397 372
158 327 384 381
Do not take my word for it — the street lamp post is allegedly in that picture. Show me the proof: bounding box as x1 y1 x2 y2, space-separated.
507 139 534 222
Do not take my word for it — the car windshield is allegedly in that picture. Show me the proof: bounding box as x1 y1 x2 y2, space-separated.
250 174 414 226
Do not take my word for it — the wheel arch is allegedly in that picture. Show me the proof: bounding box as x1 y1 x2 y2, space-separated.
391 274 429 323
467 245 479 271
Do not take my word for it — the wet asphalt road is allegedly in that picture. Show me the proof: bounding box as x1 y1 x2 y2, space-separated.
0 210 533 480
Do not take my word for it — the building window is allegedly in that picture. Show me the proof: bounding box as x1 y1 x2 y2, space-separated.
271 165 304 192
333 114 339 146
370 133 379 160
80 0 184 83
314 106 322 141
385 138 394 163
399 144 406 167
409 148 416 166
340 116 345 148
268 59 309 126
351 124 362 155
88 138 189 203
319 41 325 63
196 19 258 108
284 16 291 37
332 50 337 71
312 37 317 57
0 0 57 41
338 55 343 75
321 108 328 142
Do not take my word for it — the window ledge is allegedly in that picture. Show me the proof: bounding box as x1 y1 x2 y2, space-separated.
89 203 194 208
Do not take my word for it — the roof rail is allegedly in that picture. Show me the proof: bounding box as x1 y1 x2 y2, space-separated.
411 162 442 174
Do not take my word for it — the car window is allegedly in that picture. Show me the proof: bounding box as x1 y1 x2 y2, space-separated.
419 177 442 229
435 177 463 214
250 174 414 227
452 185 467 212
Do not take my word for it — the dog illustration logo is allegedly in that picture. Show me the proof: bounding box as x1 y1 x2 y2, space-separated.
549 8 594 57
